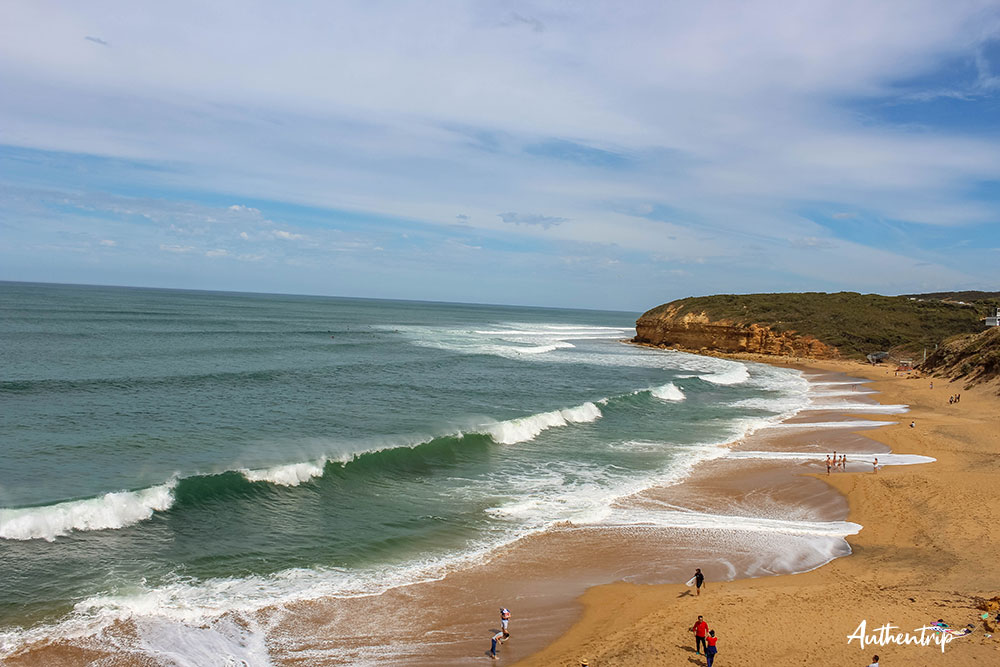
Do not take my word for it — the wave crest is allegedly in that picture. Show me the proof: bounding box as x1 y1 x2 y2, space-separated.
0 483 176 542
650 382 685 401
240 460 327 486
485 402 602 445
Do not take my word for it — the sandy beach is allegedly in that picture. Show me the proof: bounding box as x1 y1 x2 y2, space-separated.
515 358 1000 666
6 357 998 666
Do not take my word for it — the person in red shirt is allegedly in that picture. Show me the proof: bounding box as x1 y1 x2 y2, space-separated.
691 615 709 655
706 629 718 666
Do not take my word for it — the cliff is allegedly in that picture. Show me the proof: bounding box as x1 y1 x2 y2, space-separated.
920 326 1000 391
634 306 837 358
634 292 992 359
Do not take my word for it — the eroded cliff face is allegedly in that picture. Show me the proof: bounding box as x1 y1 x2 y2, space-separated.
634 307 838 358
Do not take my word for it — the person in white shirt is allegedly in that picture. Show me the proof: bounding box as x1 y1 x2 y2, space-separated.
867 655 880 666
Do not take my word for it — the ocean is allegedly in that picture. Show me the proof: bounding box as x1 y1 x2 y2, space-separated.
1 282 862 662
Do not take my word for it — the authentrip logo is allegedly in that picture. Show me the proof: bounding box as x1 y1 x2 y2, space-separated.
847 620 960 653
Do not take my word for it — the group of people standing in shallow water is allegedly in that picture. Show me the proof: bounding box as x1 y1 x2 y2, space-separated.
826 450 881 475
825 451 848 474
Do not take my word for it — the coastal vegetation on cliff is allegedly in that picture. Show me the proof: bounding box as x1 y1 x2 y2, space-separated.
635 291 998 359
921 326 1000 390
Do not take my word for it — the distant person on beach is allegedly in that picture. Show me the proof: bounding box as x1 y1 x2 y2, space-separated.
691 615 709 654
873 458 879 473
490 630 506 660
841 454 847 470
694 568 705 596
826 455 832 475
705 629 718 666
910 421 915 428
500 607 510 638
867 655 880 666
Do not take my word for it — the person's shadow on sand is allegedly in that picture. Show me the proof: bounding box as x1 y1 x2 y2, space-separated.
677 590 693 598
676 644 697 653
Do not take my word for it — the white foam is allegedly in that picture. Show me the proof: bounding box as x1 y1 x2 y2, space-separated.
809 388 877 397
764 419 895 430
732 395 812 413
650 382 686 401
597 507 862 537
501 341 575 355
0 483 176 542
678 363 752 385
127 615 274 667
485 402 602 445
803 401 909 414
240 460 327 486
727 451 935 466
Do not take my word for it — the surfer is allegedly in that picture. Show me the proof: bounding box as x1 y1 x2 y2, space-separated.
694 568 705 596
691 615 709 655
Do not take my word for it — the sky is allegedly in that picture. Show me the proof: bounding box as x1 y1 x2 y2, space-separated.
1 0 999 311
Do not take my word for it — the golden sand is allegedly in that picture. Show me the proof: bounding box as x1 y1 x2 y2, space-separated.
515 360 1000 667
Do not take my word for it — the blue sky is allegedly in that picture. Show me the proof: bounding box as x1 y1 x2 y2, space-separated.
1 1 999 311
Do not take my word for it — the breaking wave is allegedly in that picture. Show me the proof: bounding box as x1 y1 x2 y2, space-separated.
0 483 177 542
484 402 602 445
650 382 686 402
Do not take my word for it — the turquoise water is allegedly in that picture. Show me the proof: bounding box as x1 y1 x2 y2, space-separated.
0 282 811 654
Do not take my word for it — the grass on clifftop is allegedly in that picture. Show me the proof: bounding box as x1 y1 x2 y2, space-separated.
639 292 997 359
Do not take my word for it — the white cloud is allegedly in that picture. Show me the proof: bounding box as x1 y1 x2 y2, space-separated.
159 244 195 253
98 239 116 246
1 1 999 306
205 248 229 257
272 230 305 240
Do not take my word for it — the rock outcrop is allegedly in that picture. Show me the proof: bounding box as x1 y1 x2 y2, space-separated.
634 305 838 358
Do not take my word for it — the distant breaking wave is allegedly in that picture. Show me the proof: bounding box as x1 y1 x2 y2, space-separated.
677 363 750 386
649 382 685 402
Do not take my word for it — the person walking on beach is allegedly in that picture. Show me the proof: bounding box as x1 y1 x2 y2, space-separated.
873 457 879 474
826 455 832 475
694 568 705 596
705 629 719 666
490 630 506 660
841 454 847 470
691 615 709 655
500 607 510 638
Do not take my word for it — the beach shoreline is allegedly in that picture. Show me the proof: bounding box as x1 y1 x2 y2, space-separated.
514 356 1000 666
6 355 997 666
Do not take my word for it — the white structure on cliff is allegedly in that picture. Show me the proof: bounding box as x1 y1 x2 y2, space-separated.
986 307 1000 327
